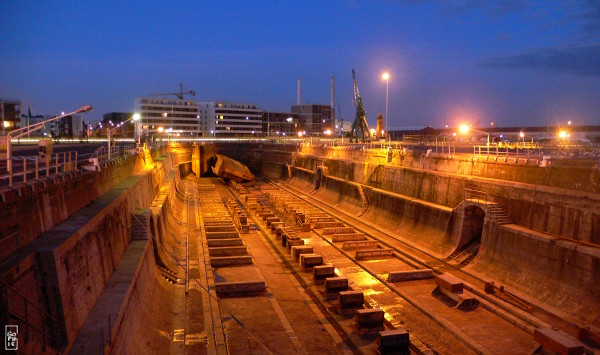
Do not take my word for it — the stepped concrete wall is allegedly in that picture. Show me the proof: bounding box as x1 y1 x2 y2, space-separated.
106 240 175 354
294 152 600 244
0 148 190 351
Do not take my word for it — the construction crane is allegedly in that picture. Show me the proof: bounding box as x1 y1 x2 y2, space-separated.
350 69 370 143
148 83 195 100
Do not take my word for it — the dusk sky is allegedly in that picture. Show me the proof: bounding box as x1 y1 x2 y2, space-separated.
1 1 599 128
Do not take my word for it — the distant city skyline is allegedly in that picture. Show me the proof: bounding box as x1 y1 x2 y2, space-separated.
1 1 599 129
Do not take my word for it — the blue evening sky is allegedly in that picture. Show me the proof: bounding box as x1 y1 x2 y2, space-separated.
1 1 599 128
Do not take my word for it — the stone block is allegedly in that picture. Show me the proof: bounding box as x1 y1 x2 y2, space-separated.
388 269 434 282
291 246 314 261
322 227 355 235
215 281 266 296
331 233 367 242
378 329 410 354
206 238 244 247
435 273 464 294
355 248 394 260
208 246 248 256
326 277 349 294
342 240 379 251
300 254 323 269
313 265 335 284
210 255 253 266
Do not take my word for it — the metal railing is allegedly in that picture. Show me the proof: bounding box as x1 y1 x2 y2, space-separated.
472 145 542 163
0 151 78 187
88 144 138 163
464 188 489 204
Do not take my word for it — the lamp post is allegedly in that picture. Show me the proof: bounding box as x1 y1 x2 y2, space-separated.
298 131 312 145
133 113 142 145
382 72 389 146
459 124 489 145
108 112 140 160
4 105 92 173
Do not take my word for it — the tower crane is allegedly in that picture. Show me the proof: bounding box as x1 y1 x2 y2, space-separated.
148 83 195 99
350 69 370 143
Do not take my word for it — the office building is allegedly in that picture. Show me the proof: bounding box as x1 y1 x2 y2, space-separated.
291 104 334 135
134 97 201 136
198 101 262 137
262 111 300 136
1 98 22 134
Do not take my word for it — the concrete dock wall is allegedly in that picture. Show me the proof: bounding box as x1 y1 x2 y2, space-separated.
1 156 143 262
473 223 600 326
301 145 600 194
38 169 157 347
0 148 179 351
290 165 457 255
106 240 174 354
295 152 599 245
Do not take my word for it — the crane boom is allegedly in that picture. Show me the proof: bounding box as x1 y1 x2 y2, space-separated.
350 69 370 143
148 83 195 100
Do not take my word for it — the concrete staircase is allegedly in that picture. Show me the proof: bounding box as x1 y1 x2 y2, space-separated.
487 203 512 225
357 184 370 217
131 209 152 240
142 148 154 166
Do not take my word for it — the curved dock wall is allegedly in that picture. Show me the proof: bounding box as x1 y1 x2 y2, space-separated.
290 166 457 255
473 223 600 326
295 153 600 244
302 145 600 193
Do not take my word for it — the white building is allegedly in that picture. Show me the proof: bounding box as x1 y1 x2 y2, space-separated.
134 97 201 137
198 101 262 136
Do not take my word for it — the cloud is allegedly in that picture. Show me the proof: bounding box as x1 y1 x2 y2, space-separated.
480 44 600 76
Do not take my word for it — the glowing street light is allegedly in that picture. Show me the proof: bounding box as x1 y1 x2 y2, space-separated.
459 124 489 145
559 130 567 139
108 111 141 159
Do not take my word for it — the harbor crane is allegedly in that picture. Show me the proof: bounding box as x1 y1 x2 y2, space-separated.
350 69 370 143
148 83 195 99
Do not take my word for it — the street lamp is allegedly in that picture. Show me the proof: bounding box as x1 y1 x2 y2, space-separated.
298 131 312 145
459 124 489 145
108 112 140 160
382 72 389 145
132 113 142 145
559 130 567 139
3 105 92 173
519 131 534 147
